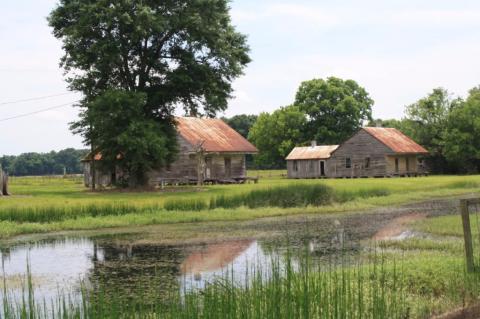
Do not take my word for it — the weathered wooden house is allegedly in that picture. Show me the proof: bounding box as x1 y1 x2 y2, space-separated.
287 127 428 179
286 143 339 178
83 117 258 187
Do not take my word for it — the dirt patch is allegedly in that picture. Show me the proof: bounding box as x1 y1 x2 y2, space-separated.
433 302 480 319
373 212 427 240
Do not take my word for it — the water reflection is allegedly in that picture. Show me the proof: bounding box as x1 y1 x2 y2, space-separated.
0 223 360 308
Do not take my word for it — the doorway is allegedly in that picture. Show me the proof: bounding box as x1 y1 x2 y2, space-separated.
224 157 231 177
205 157 212 179
320 161 326 177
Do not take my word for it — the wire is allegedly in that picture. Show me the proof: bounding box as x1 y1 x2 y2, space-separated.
0 101 80 122
0 92 76 106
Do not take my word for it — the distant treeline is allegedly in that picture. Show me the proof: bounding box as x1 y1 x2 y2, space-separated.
0 148 88 176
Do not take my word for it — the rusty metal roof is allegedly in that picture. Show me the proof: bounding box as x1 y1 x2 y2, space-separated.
363 127 428 154
176 117 258 153
286 145 339 160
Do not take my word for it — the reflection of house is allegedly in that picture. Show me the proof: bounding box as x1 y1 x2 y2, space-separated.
287 127 428 178
82 117 258 187
180 240 254 277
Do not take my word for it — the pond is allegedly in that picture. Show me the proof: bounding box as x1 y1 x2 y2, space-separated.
1 223 360 307
1 206 436 315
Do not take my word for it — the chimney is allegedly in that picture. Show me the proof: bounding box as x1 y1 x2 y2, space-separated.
311 140 317 147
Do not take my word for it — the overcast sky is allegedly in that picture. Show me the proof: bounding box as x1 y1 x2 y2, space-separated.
1 0 480 155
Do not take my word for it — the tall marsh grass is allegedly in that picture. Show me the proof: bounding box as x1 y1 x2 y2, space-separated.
164 184 391 211
0 203 159 223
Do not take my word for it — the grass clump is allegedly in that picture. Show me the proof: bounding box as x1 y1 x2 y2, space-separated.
334 188 391 203
165 184 390 211
0 203 147 223
164 199 208 211
210 184 335 209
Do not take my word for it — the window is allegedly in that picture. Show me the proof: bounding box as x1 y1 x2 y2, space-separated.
293 160 298 172
395 158 399 172
346 157 352 169
365 157 370 169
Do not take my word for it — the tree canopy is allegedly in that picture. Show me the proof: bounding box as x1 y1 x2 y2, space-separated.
83 90 178 185
294 77 373 144
222 114 258 139
443 87 480 172
248 106 306 169
403 88 461 173
49 0 250 185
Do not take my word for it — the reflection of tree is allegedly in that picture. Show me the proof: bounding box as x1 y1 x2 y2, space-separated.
87 242 186 305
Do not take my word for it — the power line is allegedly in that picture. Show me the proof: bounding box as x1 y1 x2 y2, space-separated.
0 101 80 122
0 92 77 106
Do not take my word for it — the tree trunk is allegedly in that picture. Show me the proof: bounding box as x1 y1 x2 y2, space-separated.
91 143 96 191
196 141 206 186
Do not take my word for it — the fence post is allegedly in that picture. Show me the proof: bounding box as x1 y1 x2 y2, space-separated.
461 199 475 272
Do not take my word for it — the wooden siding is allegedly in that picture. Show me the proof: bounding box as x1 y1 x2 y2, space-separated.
83 162 113 187
287 159 327 178
385 155 419 175
326 130 393 178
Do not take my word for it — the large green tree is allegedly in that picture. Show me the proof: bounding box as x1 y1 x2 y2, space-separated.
443 87 480 173
294 77 373 144
83 90 177 185
404 88 461 173
248 106 306 169
49 0 250 185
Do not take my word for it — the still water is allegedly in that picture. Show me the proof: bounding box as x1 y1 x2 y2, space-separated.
1 226 356 304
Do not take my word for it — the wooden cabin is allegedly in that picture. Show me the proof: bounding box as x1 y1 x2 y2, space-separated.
287 127 428 179
286 143 339 178
327 127 428 178
82 117 258 187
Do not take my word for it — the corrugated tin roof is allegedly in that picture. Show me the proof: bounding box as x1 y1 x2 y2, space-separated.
286 145 339 160
176 117 258 153
363 127 428 154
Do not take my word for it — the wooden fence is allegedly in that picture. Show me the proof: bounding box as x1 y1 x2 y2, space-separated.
460 198 480 272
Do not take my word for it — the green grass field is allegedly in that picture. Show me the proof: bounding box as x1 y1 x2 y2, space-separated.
1 173 480 239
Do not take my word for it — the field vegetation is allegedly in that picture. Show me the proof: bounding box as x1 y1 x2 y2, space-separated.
1 174 480 239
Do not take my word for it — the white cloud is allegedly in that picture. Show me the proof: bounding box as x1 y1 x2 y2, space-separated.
392 10 480 26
